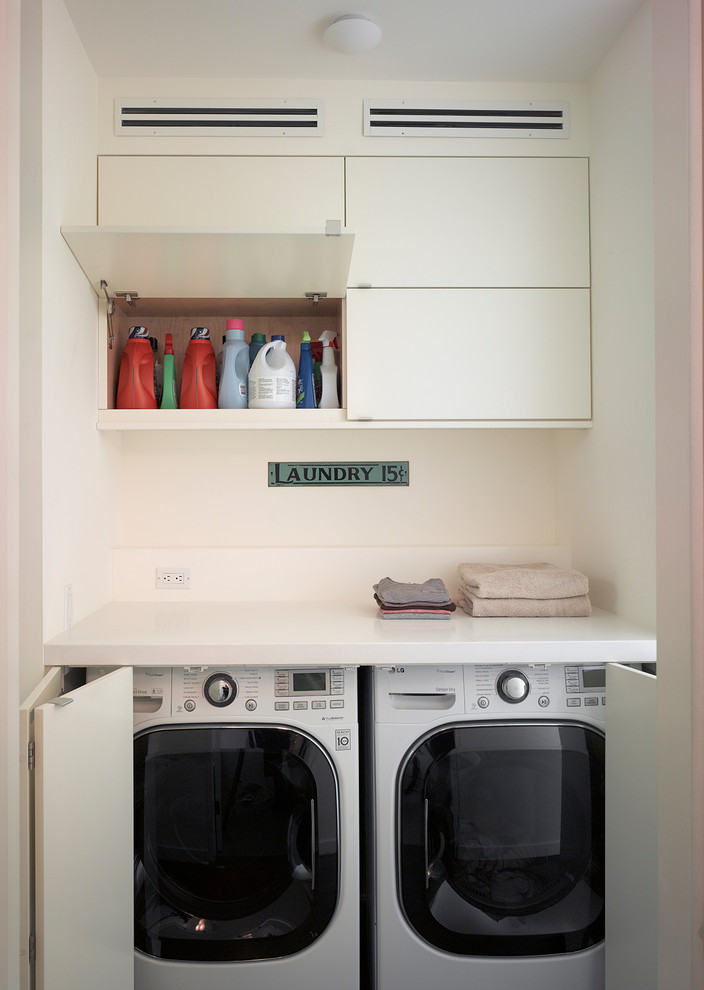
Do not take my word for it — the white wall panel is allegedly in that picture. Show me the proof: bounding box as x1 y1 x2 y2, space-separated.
117 428 558 549
41 0 119 647
112 544 572 601
556 4 655 623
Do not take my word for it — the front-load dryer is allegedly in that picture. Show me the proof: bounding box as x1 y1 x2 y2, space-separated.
132 665 359 990
366 662 606 990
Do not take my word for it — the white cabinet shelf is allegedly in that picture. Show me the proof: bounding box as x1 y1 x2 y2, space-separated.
96 407 348 430
94 410 589 431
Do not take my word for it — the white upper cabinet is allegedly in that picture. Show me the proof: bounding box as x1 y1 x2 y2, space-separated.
61 153 592 428
344 156 591 425
98 155 345 228
345 157 590 289
346 287 591 422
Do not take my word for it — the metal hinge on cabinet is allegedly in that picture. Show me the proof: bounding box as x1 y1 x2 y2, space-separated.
116 290 139 306
100 280 116 350
28 933 36 964
27 741 35 772
100 282 140 349
305 292 328 306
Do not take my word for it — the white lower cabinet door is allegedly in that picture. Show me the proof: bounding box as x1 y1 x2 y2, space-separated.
605 663 657 990
345 288 592 422
33 667 134 990
20 667 63 990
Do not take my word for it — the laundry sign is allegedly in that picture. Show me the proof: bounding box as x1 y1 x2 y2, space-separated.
268 461 409 487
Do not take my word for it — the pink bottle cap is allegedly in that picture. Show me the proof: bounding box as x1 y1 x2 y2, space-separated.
226 318 244 331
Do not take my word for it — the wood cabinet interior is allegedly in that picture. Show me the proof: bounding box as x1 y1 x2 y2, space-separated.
106 296 343 410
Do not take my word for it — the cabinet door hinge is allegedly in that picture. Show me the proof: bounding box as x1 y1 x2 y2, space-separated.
28 933 36 963
305 291 328 306
27 741 35 772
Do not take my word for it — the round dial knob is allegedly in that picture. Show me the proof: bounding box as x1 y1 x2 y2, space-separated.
497 670 530 704
204 672 237 707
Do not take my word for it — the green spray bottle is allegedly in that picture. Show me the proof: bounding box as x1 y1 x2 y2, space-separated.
160 333 178 409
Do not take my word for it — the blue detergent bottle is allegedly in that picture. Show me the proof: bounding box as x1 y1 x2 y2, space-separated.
296 330 316 408
218 318 249 408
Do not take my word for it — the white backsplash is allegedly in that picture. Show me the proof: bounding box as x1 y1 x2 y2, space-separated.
112 545 573 602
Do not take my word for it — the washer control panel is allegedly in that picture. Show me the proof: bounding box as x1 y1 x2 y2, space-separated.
133 665 356 726
464 663 606 723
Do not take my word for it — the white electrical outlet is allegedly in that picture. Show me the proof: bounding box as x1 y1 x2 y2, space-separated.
156 568 191 589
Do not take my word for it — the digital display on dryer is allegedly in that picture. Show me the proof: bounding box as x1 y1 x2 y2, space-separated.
292 671 328 694
582 667 606 689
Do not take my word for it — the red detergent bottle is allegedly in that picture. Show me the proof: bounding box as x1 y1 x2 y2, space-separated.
180 326 218 409
115 325 157 409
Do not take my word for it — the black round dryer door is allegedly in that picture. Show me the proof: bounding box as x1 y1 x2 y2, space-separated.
134 725 339 962
397 721 605 957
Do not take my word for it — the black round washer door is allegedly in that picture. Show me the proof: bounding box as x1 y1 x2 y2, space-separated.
398 721 605 957
134 725 339 962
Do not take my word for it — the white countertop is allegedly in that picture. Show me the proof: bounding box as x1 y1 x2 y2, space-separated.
43 601 656 667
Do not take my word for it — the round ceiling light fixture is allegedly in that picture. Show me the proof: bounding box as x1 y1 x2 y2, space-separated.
323 14 382 55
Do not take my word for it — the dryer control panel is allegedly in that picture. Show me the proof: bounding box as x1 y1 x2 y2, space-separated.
133 665 357 728
464 663 606 724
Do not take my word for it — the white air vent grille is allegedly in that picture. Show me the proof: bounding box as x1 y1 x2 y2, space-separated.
116 99 324 137
364 100 569 139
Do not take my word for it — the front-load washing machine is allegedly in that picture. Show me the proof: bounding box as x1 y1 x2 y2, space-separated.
366 663 606 990
132 665 359 990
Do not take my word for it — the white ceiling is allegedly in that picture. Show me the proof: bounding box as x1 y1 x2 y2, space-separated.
63 0 645 82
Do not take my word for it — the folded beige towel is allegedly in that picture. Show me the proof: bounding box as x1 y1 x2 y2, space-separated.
458 562 589 600
458 592 592 617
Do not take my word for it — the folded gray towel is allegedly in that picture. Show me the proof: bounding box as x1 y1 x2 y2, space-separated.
378 610 452 620
458 562 589 600
458 592 592 617
374 576 452 606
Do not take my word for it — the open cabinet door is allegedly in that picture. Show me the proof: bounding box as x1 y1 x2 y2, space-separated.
605 663 657 989
20 667 63 990
33 667 134 990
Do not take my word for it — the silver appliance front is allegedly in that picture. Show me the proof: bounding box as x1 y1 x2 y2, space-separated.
368 663 606 990
133 666 359 990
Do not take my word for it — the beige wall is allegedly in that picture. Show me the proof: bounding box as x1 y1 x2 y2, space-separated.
39 0 120 674
652 0 702 985
91 81 582 607
118 429 559 550
18 0 701 984
557 1 656 628
2 0 22 982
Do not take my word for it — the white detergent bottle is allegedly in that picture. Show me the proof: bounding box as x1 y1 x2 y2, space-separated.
248 339 296 408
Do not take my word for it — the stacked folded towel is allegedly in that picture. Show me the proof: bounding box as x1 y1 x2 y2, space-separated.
374 577 456 620
457 562 591 617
